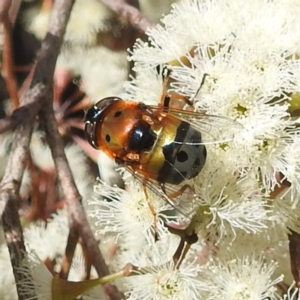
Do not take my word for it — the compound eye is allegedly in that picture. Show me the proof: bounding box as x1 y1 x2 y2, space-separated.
84 97 122 149
85 105 100 124
129 121 156 152
84 97 122 124
85 121 98 149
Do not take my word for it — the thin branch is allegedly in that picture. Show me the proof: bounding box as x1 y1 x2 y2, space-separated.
1 0 19 108
42 103 103 270
1 193 30 300
0 0 11 22
0 0 74 215
8 0 21 25
100 0 154 33
0 104 39 134
288 229 300 287
0 1 74 299
42 100 123 300
59 228 79 279
0 116 16 133
0 0 21 26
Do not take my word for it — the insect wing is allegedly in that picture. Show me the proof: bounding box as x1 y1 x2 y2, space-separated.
146 105 242 145
175 109 242 144
124 165 199 220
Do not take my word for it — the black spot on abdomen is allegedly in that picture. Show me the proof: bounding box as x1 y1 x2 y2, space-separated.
177 150 188 162
157 121 206 185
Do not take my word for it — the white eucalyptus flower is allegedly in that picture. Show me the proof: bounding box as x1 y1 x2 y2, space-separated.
206 255 283 300
127 0 300 229
88 180 176 244
193 168 269 243
19 252 53 300
61 47 127 102
114 0 300 296
122 68 165 105
0 245 17 300
124 260 211 300
23 0 111 45
24 209 69 260
218 229 292 285
282 282 300 300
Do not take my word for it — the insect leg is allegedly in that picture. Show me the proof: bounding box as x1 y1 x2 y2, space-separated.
192 73 209 100
160 66 172 109
165 92 194 107
142 181 159 241
159 65 194 109
166 73 209 108
169 224 198 268
161 183 195 201
175 241 192 269
200 73 208 89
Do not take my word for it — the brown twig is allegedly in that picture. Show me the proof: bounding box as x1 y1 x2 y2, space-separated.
0 104 42 134
0 115 16 133
270 176 300 286
1 0 19 108
59 228 80 279
0 93 44 300
42 102 102 268
7 0 22 25
0 0 11 21
100 0 155 33
288 229 300 287
0 0 74 213
42 100 123 300
0 1 74 299
1 192 30 300
81 238 93 279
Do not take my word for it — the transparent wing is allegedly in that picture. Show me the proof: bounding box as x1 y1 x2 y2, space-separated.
124 165 199 220
146 105 243 145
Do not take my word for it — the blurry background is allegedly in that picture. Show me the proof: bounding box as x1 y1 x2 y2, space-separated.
0 0 178 224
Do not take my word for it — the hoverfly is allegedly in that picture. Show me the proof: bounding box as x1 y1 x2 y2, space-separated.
85 71 241 219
